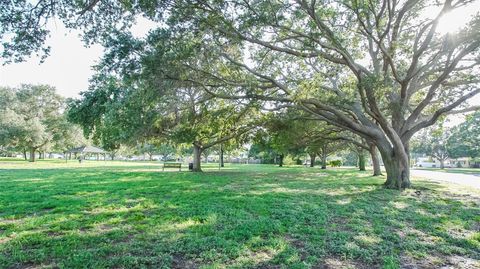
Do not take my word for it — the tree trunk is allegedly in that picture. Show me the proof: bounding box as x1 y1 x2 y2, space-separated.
23 150 27 161
321 152 327 169
29 147 36 162
369 144 382 176
193 144 202 172
358 151 366 171
220 146 224 168
310 153 316 167
278 154 284 167
439 159 445 169
380 148 411 189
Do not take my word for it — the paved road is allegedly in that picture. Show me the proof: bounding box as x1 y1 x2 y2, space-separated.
411 169 480 189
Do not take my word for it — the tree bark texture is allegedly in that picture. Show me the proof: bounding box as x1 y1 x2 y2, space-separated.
358 151 366 171
321 151 327 169
220 146 224 168
310 153 316 167
193 144 203 172
29 147 36 162
379 145 411 189
369 144 382 176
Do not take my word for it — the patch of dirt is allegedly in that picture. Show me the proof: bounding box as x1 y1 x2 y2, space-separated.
218 183 243 191
254 263 281 269
313 257 372 269
401 253 443 269
45 231 62 237
77 227 89 234
0 236 13 244
13 262 57 269
284 235 308 261
97 224 113 231
327 216 350 231
0 218 21 225
440 256 480 269
115 233 134 244
401 254 480 269
171 254 199 269
311 173 329 177
125 203 137 208
41 207 55 212
0 231 18 244
470 222 480 231
250 249 276 264
446 225 475 240
403 227 442 246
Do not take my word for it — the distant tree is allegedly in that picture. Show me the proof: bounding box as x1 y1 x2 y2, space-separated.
316 140 345 170
313 130 382 175
0 85 66 162
136 143 158 161
67 74 166 161
351 146 367 171
68 74 259 172
257 111 350 168
412 126 451 169
175 145 193 162
171 96 258 171
248 139 276 164
337 150 358 167
447 112 480 160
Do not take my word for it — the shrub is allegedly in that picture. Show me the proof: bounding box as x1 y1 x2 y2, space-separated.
329 160 342 167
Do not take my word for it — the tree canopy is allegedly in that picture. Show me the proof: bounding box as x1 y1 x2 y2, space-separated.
0 85 80 161
447 111 480 159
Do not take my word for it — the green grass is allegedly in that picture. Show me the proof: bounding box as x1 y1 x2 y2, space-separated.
1 159 479 268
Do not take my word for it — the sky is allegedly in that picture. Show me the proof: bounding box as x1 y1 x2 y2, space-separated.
0 18 155 98
0 2 479 107
0 22 103 98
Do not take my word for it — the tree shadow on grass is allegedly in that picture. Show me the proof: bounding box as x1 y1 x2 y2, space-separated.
0 167 479 268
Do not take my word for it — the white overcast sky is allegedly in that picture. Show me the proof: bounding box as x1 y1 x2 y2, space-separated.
0 21 102 98
0 18 155 98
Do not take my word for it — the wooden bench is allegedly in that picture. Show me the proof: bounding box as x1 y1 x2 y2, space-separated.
163 162 182 171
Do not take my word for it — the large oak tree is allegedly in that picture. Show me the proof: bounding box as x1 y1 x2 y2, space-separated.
156 0 480 188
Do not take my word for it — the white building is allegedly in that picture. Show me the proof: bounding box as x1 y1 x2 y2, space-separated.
415 157 453 168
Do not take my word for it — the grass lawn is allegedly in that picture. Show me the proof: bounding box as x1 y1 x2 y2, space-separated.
1 159 479 269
